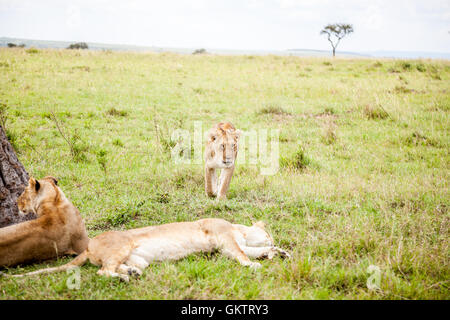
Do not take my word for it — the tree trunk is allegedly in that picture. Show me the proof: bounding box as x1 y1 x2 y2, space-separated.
332 47 336 57
0 125 33 228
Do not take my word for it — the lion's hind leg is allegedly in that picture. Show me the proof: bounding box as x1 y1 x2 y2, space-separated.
97 253 133 282
92 232 136 282
219 233 261 270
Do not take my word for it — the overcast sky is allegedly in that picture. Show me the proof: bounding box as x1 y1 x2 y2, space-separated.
1 0 449 52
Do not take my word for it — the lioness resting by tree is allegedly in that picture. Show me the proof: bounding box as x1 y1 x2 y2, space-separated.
6 219 290 282
0 176 89 266
205 122 241 199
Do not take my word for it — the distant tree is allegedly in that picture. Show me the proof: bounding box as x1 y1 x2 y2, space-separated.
320 23 354 57
67 42 89 50
7 43 26 48
192 48 207 55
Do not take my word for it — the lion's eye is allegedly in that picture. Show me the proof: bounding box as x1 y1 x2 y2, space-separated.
220 144 225 150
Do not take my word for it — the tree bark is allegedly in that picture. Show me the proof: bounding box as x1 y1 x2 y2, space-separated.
0 125 33 228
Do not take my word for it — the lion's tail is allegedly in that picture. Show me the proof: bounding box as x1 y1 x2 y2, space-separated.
5 250 89 278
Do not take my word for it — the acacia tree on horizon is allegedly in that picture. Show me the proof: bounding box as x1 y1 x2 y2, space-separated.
320 23 354 57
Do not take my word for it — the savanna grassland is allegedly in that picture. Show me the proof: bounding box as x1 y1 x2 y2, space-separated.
0 48 448 299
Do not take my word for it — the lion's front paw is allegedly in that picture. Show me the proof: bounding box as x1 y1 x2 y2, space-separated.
274 247 291 259
126 266 142 278
117 273 130 282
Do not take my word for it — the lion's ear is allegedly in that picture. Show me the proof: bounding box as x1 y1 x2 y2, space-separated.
234 129 242 141
28 177 36 187
254 221 266 229
208 132 217 142
45 176 58 185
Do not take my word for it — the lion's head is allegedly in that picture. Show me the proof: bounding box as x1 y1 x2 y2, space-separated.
17 176 59 216
205 122 241 169
244 221 274 247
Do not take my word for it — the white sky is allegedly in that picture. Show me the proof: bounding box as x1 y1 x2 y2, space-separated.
1 0 449 52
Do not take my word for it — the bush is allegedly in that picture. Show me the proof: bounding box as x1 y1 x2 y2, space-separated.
192 48 207 55
258 104 291 116
7 43 24 48
96 148 108 174
322 123 337 145
394 85 412 94
106 107 128 117
25 47 39 54
67 42 89 50
281 145 311 170
363 104 389 120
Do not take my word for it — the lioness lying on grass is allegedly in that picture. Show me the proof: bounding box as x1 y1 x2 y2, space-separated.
7 219 290 281
0 176 89 267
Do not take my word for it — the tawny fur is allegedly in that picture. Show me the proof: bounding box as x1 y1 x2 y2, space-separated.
0 176 89 266
205 122 241 200
7 219 290 282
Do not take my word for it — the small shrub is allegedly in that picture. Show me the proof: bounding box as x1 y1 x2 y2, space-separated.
323 107 336 115
49 111 89 161
322 123 337 145
416 63 426 72
281 145 310 170
72 65 90 72
96 148 108 174
372 61 383 68
193 87 205 94
323 61 332 66
25 47 39 54
404 131 440 147
394 85 412 94
86 111 96 118
154 192 170 203
387 67 401 73
399 61 413 71
105 205 139 227
71 139 89 162
258 105 291 116
106 107 128 117
41 111 52 119
363 104 389 120
430 73 441 80
112 138 124 147
398 75 408 84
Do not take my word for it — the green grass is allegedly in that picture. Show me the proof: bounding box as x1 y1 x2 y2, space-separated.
0 48 449 299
